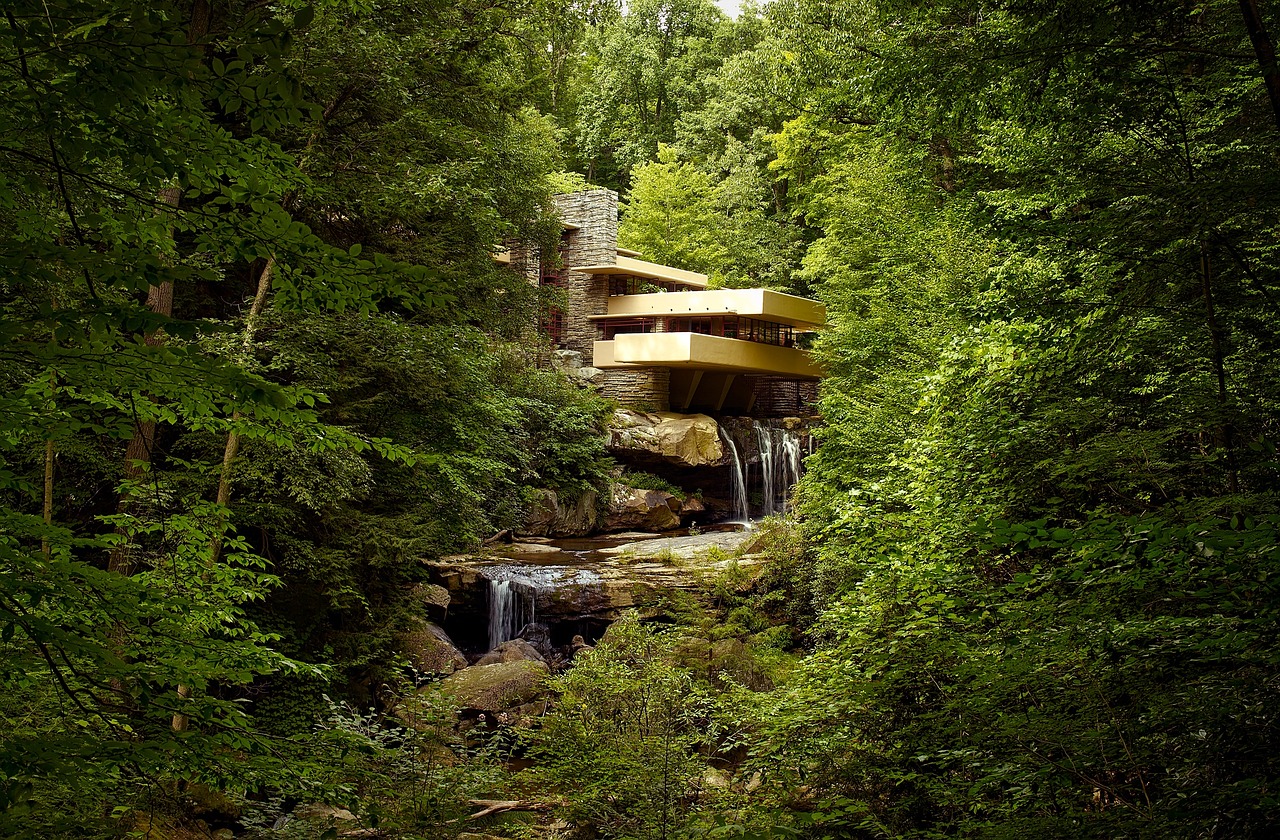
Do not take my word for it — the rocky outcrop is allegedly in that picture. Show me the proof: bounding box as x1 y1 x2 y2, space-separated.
438 660 549 714
398 618 468 675
602 485 681 532
407 582 451 622
608 409 724 467
475 638 546 666
521 488 599 537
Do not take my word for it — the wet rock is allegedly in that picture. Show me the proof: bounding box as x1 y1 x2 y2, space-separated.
680 496 707 520
407 582 451 622
602 485 681 532
438 660 550 713
505 542 564 556
520 488 599 537
608 409 724 467
398 618 468 675
518 622 557 661
599 529 753 562
475 638 547 666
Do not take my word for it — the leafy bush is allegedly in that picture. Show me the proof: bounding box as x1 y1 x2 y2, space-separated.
530 614 707 838
620 470 690 500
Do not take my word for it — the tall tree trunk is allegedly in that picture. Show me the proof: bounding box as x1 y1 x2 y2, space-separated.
108 2 211 577
1200 240 1241 495
172 84 350 731
42 438 54 559
1238 0 1280 132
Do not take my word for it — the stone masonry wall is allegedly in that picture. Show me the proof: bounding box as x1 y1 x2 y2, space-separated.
552 190 618 356
599 367 671 412
551 190 674 412
752 376 820 418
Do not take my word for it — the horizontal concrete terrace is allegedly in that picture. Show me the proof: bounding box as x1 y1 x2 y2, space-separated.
594 332 822 379
590 288 825 330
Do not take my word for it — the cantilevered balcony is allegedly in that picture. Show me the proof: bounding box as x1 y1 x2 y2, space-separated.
571 256 709 290
594 332 822 379
593 288 824 330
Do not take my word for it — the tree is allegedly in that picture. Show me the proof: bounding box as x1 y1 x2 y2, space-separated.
0 0 600 830
572 0 732 187
732 0 1280 835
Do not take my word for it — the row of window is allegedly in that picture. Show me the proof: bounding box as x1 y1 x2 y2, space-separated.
608 275 698 295
597 315 800 348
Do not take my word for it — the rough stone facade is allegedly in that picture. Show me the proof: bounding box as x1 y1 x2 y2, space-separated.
752 376 821 417
552 190 618 356
599 367 670 412
551 190 670 409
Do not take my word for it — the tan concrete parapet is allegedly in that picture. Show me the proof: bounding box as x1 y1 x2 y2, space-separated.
571 256 709 289
594 333 822 379
590 288 825 330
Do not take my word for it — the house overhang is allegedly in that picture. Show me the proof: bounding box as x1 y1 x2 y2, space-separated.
588 288 825 331
570 256 709 289
594 333 823 379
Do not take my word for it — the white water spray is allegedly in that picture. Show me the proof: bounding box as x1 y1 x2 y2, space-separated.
720 428 751 526
487 577 535 651
745 420 805 518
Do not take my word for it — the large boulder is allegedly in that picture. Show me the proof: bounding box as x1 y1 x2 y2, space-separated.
407 582 451 622
520 488 599 537
608 410 724 467
438 660 549 713
602 485 681 532
475 638 547 666
398 618 468 675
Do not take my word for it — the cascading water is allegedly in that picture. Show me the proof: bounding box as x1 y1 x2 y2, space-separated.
783 432 802 498
755 422 776 515
720 428 751 526
732 420 806 520
488 577 535 651
483 564 603 652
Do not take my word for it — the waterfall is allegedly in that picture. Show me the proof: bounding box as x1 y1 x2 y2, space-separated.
755 422 776 515
750 420 805 517
487 577 535 651
783 432 802 499
720 428 751 526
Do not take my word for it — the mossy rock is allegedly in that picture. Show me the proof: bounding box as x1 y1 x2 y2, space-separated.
436 660 550 713
398 617 468 675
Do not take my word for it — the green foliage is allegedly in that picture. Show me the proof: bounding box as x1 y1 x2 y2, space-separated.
532 614 708 838
0 0 607 830
620 144 806 290
572 0 734 187
620 146 731 275
741 1 1280 836
241 690 504 837
620 469 690 500
0 485 314 836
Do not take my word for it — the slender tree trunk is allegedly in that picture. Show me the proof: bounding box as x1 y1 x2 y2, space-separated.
108 3 212 578
211 258 275 556
171 83 350 731
42 438 54 559
1200 240 1241 495
1238 0 1280 132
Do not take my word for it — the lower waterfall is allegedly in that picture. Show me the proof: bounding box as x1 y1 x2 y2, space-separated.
726 420 806 522
487 576 536 651
720 428 751 525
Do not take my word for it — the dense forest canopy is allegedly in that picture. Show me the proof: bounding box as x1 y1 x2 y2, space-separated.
2 0 1278 838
